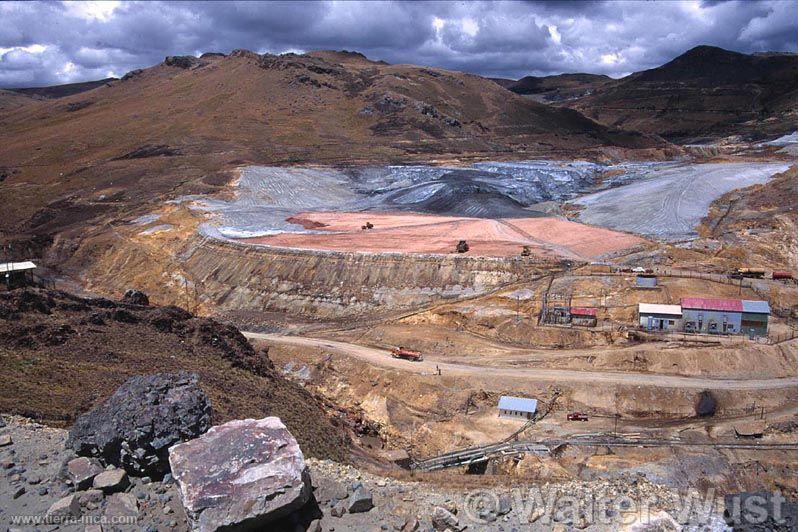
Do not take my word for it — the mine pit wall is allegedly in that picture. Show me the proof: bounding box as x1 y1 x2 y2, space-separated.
181 237 552 319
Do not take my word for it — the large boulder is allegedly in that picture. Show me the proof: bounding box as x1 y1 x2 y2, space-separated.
169 417 311 531
122 289 149 306
66 372 212 477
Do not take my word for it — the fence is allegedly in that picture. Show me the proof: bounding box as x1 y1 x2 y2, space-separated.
632 327 796 346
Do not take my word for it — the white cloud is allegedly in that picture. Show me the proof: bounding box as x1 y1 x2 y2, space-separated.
62 1 120 22
461 18 478 38
600 52 622 66
0 0 795 87
548 25 561 45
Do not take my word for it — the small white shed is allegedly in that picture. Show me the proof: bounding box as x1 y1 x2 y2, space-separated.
498 396 538 420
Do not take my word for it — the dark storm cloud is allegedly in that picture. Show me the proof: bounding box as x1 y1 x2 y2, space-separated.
0 0 796 88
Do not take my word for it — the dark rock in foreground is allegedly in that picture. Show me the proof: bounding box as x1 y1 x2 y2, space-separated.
347 487 374 513
66 372 212 477
169 417 311 531
122 289 149 306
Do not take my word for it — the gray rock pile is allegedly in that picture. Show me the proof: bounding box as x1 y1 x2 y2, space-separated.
66 372 212 477
169 417 311 531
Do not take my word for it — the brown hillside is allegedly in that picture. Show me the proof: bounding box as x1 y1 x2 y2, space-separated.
699 164 798 272
6 78 116 99
566 46 798 142
0 89 40 111
0 49 668 252
0 287 350 461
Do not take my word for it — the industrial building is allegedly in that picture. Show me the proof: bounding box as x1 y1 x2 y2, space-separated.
681 298 741 334
637 297 770 337
544 306 597 327
1 261 37 289
740 300 771 337
498 396 538 420
638 303 682 331
569 307 598 327
635 275 658 289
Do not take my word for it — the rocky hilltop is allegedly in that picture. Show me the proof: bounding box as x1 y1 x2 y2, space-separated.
494 73 613 103
501 46 798 142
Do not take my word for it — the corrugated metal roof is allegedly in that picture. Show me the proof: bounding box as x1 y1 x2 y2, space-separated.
742 300 770 314
680 297 743 312
0 261 37 273
570 307 597 317
639 303 682 316
498 396 538 413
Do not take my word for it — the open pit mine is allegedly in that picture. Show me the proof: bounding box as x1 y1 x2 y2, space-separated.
67 154 798 530
4 37 798 531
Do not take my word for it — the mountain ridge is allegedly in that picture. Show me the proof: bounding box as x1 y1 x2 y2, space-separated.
500 45 798 141
0 48 669 246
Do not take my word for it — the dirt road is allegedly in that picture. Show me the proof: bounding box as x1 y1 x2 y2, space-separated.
245 332 798 390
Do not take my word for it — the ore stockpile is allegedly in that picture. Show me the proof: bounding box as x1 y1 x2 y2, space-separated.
575 162 790 239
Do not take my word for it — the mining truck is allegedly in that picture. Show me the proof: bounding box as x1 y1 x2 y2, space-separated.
730 267 765 279
391 347 423 361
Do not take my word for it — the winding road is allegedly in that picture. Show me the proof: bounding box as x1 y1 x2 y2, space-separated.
244 332 798 391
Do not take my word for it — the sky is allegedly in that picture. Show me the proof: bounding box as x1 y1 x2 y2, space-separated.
1 0 796 88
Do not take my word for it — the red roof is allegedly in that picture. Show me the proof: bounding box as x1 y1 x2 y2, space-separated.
680 297 743 312
570 307 597 317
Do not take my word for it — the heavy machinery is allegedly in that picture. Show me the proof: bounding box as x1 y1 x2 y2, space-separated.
390 347 423 361
730 267 765 279
361 222 374 230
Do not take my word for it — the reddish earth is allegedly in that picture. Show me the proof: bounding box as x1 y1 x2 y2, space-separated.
235 211 646 260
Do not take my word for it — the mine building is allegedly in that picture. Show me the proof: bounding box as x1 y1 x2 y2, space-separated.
680 297 770 336
498 396 538 420
740 300 771 337
569 307 598 327
549 306 571 324
635 274 658 289
681 297 742 334
638 303 682 331
1 261 37 289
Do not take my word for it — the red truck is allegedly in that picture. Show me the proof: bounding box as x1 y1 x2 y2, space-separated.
391 347 423 361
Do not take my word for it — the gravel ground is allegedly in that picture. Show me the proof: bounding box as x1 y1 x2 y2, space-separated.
0 417 189 532
1 415 733 532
